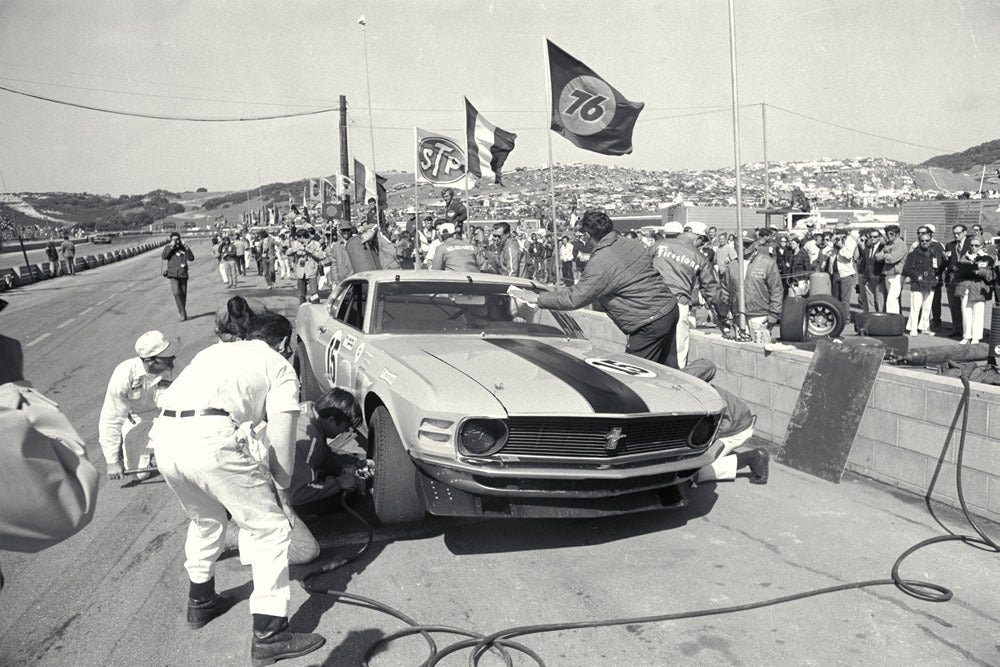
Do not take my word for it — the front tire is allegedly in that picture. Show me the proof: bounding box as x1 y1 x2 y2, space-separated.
370 406 426 525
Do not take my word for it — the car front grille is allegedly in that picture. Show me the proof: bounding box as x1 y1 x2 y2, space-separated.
501 415 711 459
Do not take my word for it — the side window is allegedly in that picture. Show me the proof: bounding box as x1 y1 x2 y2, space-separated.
335 281 369 331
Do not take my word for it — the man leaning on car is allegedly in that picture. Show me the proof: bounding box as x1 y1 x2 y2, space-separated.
512 209 681 368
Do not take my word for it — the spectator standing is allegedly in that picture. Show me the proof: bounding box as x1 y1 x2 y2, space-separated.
902 232 944 336
830 225 859 312
714 231 738 274
442 188 468 229
786 232 812 297
60 234 76 276
857 229 886 312
161 232 195 321
258 230 277 289
944 224 973 338
954 238 994 344
721 237 783 344
572 230 593 279
216 236 239 289
878 224 907 315
909 225 946 328
233 236 247 276
513 209 680 368
287 229 325 303
45 241 60 277
559 235 575 286
492 222 524 278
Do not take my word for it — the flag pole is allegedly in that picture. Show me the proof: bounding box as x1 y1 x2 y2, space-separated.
413 127 422 270
727 0 748 332
359 16 381 228
543 36 558 285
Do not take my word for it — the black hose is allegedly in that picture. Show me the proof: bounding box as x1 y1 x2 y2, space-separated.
302 386 998 666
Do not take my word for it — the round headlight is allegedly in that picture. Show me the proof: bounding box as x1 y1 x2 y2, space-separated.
458 419 508 456
688 415 718 448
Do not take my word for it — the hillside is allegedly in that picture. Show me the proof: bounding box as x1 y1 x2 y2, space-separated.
0 190 185 231
922 139 1000 174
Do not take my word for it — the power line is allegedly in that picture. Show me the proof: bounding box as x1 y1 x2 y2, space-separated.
0 83 338 122
765 103 954 153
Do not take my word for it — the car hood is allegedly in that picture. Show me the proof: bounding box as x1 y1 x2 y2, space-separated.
378 336 721 416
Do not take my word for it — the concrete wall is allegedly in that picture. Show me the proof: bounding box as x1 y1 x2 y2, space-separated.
571 308 1000 524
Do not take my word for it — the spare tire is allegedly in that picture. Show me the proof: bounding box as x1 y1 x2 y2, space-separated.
857 312 906 336
779 296 808 342
803 294 846 339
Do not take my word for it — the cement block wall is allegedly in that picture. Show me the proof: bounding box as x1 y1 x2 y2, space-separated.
570 308 1000 524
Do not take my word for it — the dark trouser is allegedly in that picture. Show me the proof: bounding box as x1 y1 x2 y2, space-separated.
947 281 963 333
858 275 884 312
833 274 856 312
236 256 246 275
625 307 680 369
65 257 76 275
931 283 942 324
296 276 318 303
169 277 188 319
561 260 574 286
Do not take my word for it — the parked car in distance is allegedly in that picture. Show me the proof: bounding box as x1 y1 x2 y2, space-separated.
294 270 726 525
92 233 112 244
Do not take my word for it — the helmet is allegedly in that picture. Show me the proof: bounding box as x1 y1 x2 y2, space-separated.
684 220 708 238
663 221 683 236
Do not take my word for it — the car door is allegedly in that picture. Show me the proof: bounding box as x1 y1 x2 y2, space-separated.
325 279 369 394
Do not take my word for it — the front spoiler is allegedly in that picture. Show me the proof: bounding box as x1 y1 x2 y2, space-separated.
413 460 696 519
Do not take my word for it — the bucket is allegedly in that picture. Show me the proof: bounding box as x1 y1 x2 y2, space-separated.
808 272 832 296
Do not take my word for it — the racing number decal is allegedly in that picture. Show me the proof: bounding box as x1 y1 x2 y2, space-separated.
324 330 343 384
557 76 616 136
585 358 656 378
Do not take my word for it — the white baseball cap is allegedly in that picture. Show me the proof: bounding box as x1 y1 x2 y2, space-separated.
437 222 456 235
684 221 708 238
663 221 684 235
135 331 176 358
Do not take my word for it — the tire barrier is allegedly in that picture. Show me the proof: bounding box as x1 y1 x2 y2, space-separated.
0 238 170 291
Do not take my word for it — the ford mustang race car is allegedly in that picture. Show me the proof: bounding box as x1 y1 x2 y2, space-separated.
294 270 725 524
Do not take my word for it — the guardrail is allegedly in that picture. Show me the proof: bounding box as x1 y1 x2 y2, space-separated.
0 238 170 291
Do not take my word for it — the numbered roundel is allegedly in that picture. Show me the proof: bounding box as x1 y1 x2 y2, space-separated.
417 135 466 184
585 357 657 378
557 75 616 136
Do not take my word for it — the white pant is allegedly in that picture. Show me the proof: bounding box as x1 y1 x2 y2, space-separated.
884 274 903 314
150 416 291 617
961 294 985 343
906 288 933 334
218 262 228 284
675 303 692 369
747 315 772 345
697 424 754 482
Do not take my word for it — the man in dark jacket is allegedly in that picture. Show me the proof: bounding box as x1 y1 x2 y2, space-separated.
513 209 680 367
162 232 195 321
902 232 944 335
944 224 973 337
721 236 783 344
857 229 886 312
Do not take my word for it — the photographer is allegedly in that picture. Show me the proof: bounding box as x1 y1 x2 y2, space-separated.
161 232 195 321
286 228 325 304
830 225 859 312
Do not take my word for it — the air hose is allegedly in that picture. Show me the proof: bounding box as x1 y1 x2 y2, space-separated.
302 375 998 666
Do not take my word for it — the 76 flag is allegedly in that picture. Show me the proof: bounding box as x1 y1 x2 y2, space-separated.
547 39 644 156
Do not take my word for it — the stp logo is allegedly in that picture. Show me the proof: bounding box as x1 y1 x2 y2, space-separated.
417 135 466 184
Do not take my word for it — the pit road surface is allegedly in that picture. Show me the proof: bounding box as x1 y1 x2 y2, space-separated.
0 239 997 666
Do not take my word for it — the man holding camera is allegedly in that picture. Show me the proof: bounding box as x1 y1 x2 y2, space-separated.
286 228 325 304
161 232 195 321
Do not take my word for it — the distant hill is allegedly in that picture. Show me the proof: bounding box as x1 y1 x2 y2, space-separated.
922 139 1000 174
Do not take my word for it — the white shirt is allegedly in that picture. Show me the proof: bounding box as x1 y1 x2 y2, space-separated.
559 242 575 262
99 357 169 464
835 233 858 277
159 340 299 427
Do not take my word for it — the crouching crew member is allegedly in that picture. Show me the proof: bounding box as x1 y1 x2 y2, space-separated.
513 209 680 367
99 331 176 481
684 358 769 484
148 312 325 666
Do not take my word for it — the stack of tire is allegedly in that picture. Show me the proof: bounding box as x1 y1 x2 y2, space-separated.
778 272 847 342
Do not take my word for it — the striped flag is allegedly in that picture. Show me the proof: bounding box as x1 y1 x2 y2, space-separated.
547 39 644 156
465 98 517 185
353 160 387 205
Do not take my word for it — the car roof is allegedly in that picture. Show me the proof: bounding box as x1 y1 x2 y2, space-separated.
352 269 542 288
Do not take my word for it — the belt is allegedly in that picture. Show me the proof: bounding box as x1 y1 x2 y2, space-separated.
161 408 230 418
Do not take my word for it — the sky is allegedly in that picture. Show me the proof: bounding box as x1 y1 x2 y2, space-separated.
0 0 998 195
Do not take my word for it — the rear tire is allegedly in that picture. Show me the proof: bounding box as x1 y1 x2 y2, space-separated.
779 296 807 342
371 406 426 525
294 340 322 402
803 294 846 339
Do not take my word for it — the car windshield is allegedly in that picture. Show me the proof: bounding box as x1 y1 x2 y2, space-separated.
372 281 585 338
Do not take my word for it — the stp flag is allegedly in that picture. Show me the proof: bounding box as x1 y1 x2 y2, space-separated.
465 98 517 184
415 126 467 185
547 39 644 156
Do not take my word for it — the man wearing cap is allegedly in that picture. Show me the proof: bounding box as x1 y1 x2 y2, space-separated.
99 331 176 481
513 209 681 367
431 221 483 272
721 236 783 343
651 220 725 368
149 312 325 664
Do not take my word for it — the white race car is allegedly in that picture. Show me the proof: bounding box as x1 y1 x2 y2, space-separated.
294 270 725 524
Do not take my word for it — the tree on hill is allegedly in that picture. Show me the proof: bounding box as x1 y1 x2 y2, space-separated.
922 139 1000 172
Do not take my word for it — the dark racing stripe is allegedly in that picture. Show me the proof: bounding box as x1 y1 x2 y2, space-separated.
486 339 649 414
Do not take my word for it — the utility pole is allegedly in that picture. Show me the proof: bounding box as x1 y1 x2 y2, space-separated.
762 102 770 208
339 95 351 223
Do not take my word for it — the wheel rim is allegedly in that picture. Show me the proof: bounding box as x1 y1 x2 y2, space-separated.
806 303 839 337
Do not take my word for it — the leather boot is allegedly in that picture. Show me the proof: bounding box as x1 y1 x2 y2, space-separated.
250 614 325 666
187 578 218 629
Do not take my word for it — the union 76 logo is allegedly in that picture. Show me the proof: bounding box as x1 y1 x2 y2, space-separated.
557 75 616 136
417 136 466 184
